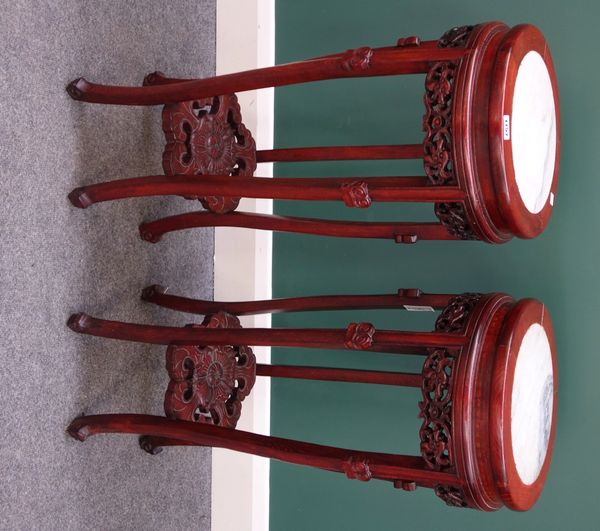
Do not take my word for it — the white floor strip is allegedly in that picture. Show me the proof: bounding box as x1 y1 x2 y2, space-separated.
214 1 274 530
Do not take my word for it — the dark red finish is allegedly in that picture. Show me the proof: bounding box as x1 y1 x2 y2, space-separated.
66 45 466 105
140 285 453 315
67 290 558 511
255 364 422 387
255 144 424 163
67 22 560 244
68 174 464 208
67 414 457 487
67 312 465 353
137 211 457 243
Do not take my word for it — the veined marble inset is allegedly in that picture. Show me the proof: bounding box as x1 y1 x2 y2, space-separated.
511 51 557 214
510 322 554 485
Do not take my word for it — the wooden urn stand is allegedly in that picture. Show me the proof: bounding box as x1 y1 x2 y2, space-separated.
67 21 560 244
67 288 558 511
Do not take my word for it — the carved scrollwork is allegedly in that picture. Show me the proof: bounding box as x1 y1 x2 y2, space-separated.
438 26 474 49
341 47 373 71
164 311 256 428
419 348 455 471
423 61 457 187
162 94 257 214
435 293 482 333
423 25 478 240
343 456 372 481
420 291 481 508
434 485 468 508
341 180 371 208
344 322 376 350
434 202 478 240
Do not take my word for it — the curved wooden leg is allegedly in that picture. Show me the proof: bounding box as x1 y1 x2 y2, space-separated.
141 287 453 315
66 46 466 106
67 414 458 487
69 174 463 209
67 312 465 352
139 210 457 243
68 175 236 209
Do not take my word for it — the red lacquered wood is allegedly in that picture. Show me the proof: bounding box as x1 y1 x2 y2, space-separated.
256 364 422 387
67 46 467 106
256 144 424 163
138 211 456 243
67 312 465 352
67 414 459 486
68 174 462 209
141 285 452 315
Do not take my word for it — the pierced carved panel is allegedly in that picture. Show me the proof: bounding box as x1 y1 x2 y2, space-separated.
162 94 257 214
438 26 474 49
435 293 482 333
420 290 481 508
419 348 455 471
423 25 478 240
434 202 478 240
164 312 256 428
423 60 457 187
434 485 468 508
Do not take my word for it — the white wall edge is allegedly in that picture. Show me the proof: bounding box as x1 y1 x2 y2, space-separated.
214 1 274 530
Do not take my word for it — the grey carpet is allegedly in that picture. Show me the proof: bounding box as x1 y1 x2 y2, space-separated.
0 2 216 529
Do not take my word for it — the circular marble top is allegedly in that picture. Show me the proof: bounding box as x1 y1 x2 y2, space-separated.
487 298 558 511
511 51 557 214
465 23 561 242
510 322 554 485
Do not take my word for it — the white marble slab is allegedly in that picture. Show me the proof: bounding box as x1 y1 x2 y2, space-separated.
511 51 557 214
510 323 554 485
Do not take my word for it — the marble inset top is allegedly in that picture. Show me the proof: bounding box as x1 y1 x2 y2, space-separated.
511 51 557 214
510 322 554 485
